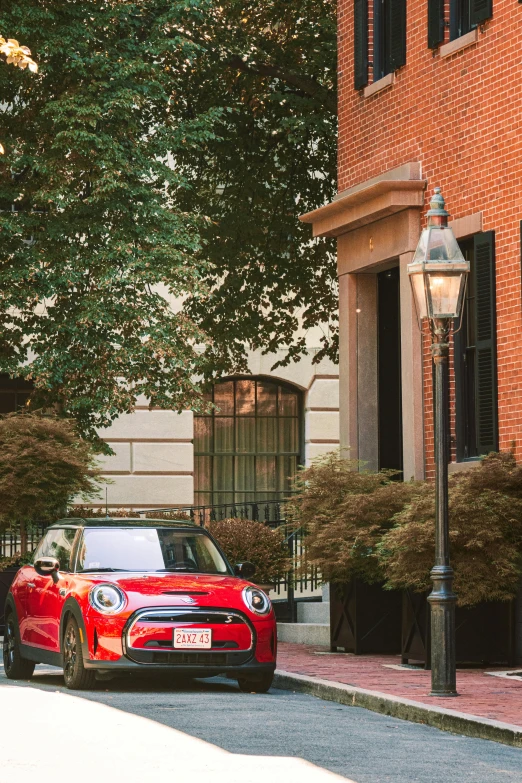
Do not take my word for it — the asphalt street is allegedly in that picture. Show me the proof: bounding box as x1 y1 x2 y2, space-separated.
1 664 521 783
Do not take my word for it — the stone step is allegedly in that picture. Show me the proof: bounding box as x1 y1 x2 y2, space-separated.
277 622 330 646
297 601 330 624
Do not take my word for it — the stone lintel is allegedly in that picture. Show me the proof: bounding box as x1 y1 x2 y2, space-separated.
449 211 482 239
300 162 426 238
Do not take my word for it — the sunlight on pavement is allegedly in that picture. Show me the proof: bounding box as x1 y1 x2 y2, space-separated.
0 685 353 783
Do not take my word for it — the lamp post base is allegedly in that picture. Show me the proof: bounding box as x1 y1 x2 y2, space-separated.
428 564 458 697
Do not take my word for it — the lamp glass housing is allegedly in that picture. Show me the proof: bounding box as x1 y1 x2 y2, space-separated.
408 225 469 321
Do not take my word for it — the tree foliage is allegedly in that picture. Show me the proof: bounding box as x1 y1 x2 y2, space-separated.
170 0 338 377
0 413 102 550
0 0 337 440
0 36 37 72
379 452 522 606
0 37 37 155
0 1 221 443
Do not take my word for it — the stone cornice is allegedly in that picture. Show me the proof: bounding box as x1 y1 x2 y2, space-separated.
300 162 427 238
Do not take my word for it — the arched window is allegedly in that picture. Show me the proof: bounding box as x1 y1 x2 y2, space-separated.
194 378 302 507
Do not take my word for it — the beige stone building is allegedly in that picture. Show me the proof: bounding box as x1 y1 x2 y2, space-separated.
89 340 339 512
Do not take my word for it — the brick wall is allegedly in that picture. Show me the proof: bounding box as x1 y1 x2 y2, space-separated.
339 0 522 474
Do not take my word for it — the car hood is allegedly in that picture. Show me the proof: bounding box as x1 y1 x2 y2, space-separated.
79 572 258 613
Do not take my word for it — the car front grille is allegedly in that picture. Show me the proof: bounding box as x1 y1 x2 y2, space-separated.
128 649 252 667
137 610 245 625
124 607 254 667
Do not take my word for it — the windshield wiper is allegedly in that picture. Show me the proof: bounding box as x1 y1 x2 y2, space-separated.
79 568 130 573
156 567 198 573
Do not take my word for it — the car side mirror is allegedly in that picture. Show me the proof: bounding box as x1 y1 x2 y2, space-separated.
234 561 256 580
34 556 60 583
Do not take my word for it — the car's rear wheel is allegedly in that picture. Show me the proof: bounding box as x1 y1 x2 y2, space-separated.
3 614 35 680
63 616 96 691
237 672 274 694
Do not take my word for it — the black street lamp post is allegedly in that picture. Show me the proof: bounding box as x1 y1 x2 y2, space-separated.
407 188 470 697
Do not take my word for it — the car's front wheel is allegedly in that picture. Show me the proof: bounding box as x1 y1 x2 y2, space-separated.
3 614 35 680
63 616 96 691
237 672 274 694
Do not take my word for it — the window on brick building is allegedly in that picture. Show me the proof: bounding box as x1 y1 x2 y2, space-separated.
373 0 406 80
427 0 492 47
454 232 498 461
354 0 405 89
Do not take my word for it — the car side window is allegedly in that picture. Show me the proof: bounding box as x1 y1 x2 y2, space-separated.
34 528 77 571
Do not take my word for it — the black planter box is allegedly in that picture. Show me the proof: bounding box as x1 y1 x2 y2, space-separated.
402 589 517 668
0 568 19 635
330 579 402 654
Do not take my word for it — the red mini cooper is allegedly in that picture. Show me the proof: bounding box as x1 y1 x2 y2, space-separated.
3 518 277 692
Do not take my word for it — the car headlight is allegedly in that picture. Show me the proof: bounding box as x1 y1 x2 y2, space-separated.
89 584 127 615
242 586 271 616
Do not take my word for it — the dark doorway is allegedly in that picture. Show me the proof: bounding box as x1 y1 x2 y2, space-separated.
377 267 403 473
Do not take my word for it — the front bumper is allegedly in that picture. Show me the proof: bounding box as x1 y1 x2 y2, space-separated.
83 655 276 678
86 605 276 677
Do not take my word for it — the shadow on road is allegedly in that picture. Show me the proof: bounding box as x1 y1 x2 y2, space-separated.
11 664 243 694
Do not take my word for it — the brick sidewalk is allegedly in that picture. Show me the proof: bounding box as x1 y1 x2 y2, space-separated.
277 642 522 728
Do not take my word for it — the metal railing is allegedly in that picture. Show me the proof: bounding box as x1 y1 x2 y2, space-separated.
137 499 285 527
0 522 49 560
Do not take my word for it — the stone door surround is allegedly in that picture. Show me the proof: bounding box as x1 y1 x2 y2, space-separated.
300 162 426 480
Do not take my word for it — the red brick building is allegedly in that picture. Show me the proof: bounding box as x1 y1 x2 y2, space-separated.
303 0 522 484
301 0 522 659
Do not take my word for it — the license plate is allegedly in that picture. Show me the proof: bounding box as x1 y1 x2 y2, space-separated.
173 628 212 649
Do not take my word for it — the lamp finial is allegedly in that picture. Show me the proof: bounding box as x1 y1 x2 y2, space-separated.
427 186 449 226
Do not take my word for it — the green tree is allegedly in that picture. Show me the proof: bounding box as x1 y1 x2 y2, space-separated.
0 0 337 442
0 413 102 552
0 1 220 443
0 36 37 154
170 0 338 376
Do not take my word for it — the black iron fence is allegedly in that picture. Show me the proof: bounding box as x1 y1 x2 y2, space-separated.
0 522 48 560
137 499 285 527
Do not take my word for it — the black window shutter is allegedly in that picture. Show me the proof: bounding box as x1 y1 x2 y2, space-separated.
427 0 444 49
354 0 368 90
388 0 406 71
453 314 466 461
470 0 492 26
473 231 498 455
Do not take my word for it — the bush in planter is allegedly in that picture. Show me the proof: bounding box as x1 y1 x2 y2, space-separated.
285 452 418 584
206 518 290 585
379 451 522 606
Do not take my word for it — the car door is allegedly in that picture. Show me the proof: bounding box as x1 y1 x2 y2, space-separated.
26 528 76 652
19 533 50 646
12 565 37 645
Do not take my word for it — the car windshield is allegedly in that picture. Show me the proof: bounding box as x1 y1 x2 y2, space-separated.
76 528 230 575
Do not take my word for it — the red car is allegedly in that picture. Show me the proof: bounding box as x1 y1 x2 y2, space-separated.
3 518 277 692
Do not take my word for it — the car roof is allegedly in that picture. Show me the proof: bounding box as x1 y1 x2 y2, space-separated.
48 518 202 530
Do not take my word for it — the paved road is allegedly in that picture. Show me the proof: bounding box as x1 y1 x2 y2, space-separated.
1 665 521 783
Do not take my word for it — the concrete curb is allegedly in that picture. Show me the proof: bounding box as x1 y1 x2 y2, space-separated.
274 670 522 748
